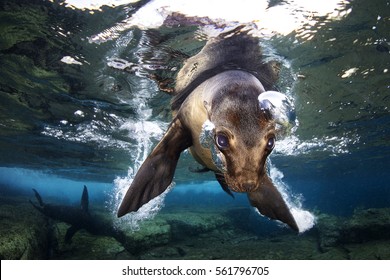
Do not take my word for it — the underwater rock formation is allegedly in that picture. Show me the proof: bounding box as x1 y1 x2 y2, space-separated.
1 190 390 260
52 222 134 260
0 196 51 259
340 208 390 243
316 213 345 249
120 210 232 254
317 208 390 254
166 211 231 237
122 218 172 254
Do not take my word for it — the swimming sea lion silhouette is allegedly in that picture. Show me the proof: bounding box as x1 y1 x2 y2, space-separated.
117 26 298 231
30 186 126 243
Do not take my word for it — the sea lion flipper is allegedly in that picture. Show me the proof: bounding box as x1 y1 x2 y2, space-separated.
215 173 234 198
32 188 44 206
117 117 192 217
81 185 89 213
65 226 79 244
29 199 41 212
247 175 298 231
188 166 211 173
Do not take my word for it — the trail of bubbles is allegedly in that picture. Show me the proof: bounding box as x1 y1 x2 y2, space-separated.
267 160 316 233
108 80 170 231
274 134 359 156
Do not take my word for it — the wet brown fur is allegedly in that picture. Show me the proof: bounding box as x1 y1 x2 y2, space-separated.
118 26 298 231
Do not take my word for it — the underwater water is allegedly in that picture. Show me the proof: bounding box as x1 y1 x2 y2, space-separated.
0 0 389 259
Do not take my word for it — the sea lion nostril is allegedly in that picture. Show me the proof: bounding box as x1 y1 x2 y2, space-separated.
242 183 256 192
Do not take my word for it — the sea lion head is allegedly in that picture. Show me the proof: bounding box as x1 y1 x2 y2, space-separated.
201 80 295 193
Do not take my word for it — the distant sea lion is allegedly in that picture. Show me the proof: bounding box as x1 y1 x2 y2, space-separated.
30 186 126 243
117 26 298 231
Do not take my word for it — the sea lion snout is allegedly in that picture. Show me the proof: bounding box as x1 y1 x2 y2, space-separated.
223 168 264 193
218 142 270 194
240 182 257 192
224 178 258 193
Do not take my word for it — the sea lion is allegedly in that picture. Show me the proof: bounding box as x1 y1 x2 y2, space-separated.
117 26 298 231
30 186 126 244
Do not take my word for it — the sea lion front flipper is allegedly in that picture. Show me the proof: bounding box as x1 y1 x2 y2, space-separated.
215 173 234 198
117 117 192 217
188 166 211 173
247 175 298 231
32 188 44 206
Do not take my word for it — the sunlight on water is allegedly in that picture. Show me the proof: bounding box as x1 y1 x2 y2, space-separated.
60 0 140 11
41 116 131 150
88 0 351 44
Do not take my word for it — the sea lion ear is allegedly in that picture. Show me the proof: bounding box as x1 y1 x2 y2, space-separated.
203 101 212 118
258 91 296 134
117 117 192 217
247 175 299 231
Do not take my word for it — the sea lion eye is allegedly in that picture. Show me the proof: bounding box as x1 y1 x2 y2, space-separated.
266 137 275 151
216 134 229 149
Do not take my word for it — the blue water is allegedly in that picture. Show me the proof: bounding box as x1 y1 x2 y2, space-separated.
0 0 389 259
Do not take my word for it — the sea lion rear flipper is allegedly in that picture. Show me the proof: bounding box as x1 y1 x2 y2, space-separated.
29 199 41 212
247 175 299 231
65 226 79 244
117 117 192 217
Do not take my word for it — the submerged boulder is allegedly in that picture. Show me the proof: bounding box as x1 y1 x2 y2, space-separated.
317 208 390 252
121 218 172 254
0 197 50 259
166 210 231 238
315 213 345 250
52 222 135 260
120 210 231 254
340 208 390 244
345 240 390 260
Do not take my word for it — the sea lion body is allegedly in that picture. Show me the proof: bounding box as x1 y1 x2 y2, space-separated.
117 27 299 231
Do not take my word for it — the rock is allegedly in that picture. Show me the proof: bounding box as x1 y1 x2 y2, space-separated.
166 210 231 238
346 240 390 260
119 209 232 254
340 208 390 243
315 213 345 250
140 246 183 259
316 208 390 254
0 195 137 259
52 222 135 260
316 247 349 260
121 218 172 254
0 196 50 259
